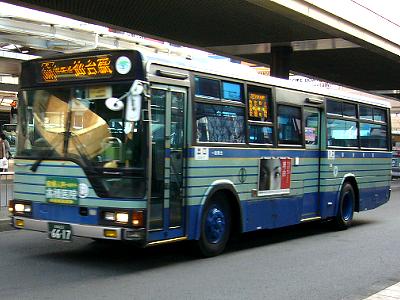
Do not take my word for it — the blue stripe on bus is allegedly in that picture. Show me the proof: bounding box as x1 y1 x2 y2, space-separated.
31 202 99 225
14 191 43 196
188 148 320 158
186 165 256 169
13 181 96 190
14 191 143 202
320 163 390 167
319 179 390 186
186 174 258 179
186 148 391 159
15 172 87 179
320 168 391 173
184 165 389 173
15 164 81 169
14 181 45 186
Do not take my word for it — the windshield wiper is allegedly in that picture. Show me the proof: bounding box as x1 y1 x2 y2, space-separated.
30 148 55 172
67 132 97 174
30 133 64 172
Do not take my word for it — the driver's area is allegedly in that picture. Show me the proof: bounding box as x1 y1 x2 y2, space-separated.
18 82 146 199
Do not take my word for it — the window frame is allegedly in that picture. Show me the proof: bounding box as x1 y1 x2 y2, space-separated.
326 98 389 150
326 118 359 149
192 74 246 146
191 74 390 151
359 121 388 150
247 84 274 146
277 103 304 148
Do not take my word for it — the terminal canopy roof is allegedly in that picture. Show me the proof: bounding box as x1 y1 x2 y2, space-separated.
2 0 400 93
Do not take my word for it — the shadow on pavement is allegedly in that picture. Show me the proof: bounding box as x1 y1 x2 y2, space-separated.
28 216 377 274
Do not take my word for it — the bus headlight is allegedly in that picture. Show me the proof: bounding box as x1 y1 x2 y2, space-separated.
11 201 32 216
116 212 129 223
103 211 129 223
101 209 145 227
104 212 116 221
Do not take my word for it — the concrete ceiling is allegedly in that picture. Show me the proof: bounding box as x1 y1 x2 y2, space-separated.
1 0 400 93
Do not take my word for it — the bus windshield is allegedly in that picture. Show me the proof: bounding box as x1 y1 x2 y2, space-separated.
17 82 144 171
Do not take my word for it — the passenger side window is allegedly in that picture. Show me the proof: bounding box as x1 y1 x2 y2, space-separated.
358 105 388 149
194 77 220 99
249 125 273 144
360 123 387 149
196 103 245 143
278 105 302 145
194 76 245 144
327 119 358 147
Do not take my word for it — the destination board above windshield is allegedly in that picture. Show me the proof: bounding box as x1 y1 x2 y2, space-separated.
39 55 114 83
21 51 145 88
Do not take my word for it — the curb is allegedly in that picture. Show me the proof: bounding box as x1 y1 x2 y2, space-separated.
0 218 13 232
391 184 400 190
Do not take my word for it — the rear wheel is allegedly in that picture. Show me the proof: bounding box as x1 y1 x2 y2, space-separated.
333 182 355 230
197 195 231 257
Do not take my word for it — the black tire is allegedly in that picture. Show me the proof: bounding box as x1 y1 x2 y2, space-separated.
196 195 231 257
333 182 355 230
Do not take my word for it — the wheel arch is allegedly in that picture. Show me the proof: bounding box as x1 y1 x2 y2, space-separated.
195 180 243 240
338 173 360 212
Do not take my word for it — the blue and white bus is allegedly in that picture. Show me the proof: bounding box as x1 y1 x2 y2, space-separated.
9 49 392 256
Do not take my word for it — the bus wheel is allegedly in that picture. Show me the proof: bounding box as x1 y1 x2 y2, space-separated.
333 182 355 230
197 196 231 257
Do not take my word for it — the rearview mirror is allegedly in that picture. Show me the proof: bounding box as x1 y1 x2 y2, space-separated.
104 80 144 121
125 80 143 122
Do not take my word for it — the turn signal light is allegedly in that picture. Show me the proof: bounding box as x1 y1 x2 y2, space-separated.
132 211 144 227
15 219 24 227
103 229 118 238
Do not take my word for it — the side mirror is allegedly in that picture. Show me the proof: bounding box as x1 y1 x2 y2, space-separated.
125 80 143 122
105 80 144 121
105 97 124 111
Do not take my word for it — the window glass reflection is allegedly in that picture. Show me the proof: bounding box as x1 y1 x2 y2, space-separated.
196 103 245 143
327 119 358 147
278 105 302 145
360 123 387 149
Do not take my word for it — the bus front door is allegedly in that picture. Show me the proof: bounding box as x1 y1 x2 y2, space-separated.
302 106 322 220
148 85 186 242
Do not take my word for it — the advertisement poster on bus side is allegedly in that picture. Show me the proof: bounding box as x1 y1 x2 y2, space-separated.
258 157 291 196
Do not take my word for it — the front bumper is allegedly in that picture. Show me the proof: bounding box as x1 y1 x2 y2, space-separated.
11 217 145 241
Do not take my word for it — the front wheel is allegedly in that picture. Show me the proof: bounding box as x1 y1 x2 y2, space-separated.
333 182 355 230
196 196 231 257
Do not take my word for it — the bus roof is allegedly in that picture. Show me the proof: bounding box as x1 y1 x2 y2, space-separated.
141 50 391 109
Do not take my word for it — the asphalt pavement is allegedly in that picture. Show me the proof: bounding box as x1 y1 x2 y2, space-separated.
1 181 400 299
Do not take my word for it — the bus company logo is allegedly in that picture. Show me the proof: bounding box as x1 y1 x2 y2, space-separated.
41 56 113 82
115 56 132 74
238 168 247 183
79 183 89 198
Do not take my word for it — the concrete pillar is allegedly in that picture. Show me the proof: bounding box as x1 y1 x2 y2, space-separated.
270 45 293 79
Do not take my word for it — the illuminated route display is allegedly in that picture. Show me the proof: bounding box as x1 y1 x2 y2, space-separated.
21 50 144 88
39 55 113 82
249 92 268 119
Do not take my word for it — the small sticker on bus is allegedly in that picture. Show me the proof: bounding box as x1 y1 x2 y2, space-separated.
194 147 209 160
